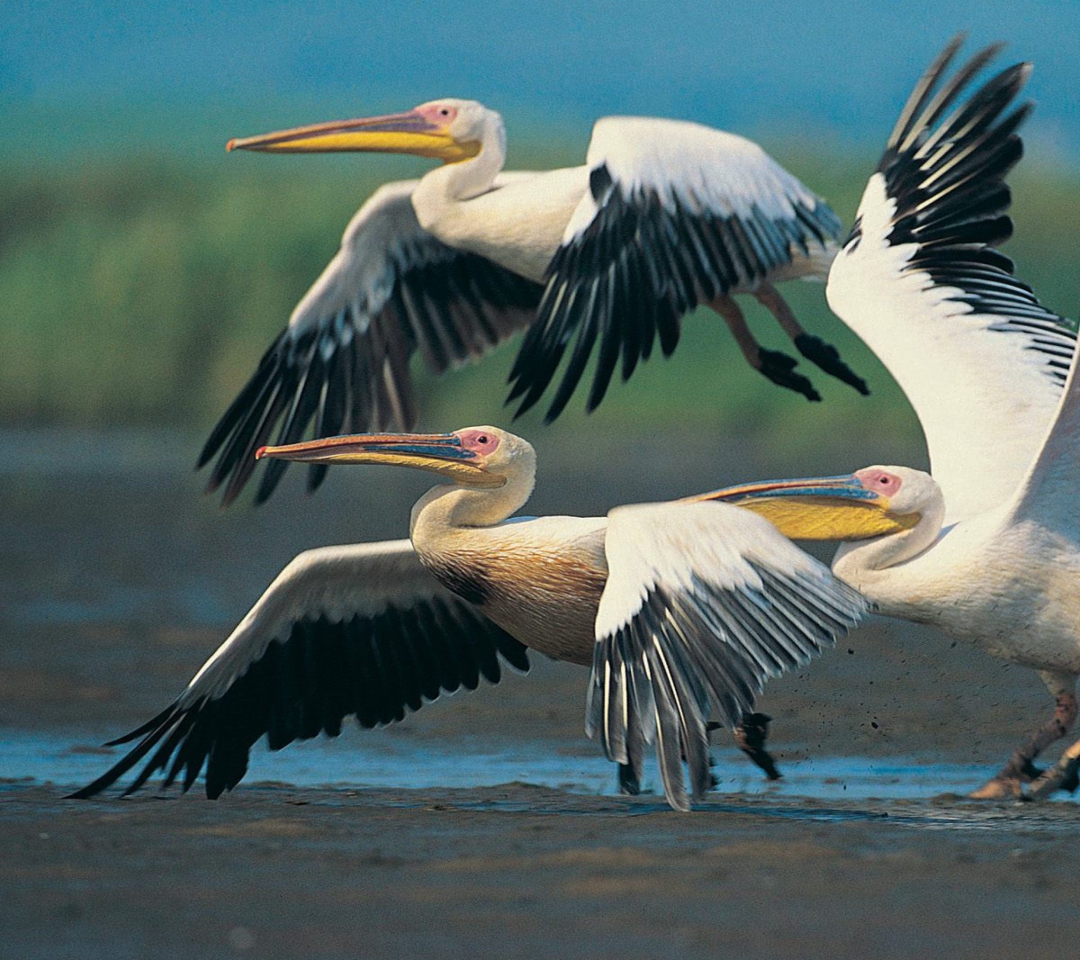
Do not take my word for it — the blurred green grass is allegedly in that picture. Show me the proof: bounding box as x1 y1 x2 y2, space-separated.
2 125 1077 469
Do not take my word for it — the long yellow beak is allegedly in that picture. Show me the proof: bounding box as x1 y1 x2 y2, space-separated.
227 109 480 162
256 432 504 487
692 474 920 541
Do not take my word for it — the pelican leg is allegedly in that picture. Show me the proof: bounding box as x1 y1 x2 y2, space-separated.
1027 738 1080 799
617 762 641 796
708 713 782 780
970 671 1077 799
752 282 869 395
732 712 782 780
709 294 821 401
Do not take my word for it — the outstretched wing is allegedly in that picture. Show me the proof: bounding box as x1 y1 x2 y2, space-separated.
1006 325 1080 533
70 540 530 800
508 116 841 421
826 36 1076 523
587 500 867 811
201 178 543 506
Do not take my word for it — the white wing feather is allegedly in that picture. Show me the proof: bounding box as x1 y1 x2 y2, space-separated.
588 500 867 810
287 181 421 339
200 177 542 504
827 47 1075 523
1008 346 1080 534
71 541 529 799
565 116 834 250
507 116 842 421
828 175 1068 523
289 174 542 344
186 541 442 702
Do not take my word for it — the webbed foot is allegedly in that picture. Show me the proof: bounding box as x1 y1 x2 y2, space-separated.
1025 744 1080 799
757 349 821 402
794 333 870 395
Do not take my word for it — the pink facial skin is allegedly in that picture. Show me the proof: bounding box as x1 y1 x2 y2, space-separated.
856 467 903 498
416 103 458 124
457 429 501 455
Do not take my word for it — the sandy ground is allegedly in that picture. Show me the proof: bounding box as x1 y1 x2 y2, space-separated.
3 429 1080 958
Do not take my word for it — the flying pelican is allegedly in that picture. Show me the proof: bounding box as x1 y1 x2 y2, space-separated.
70 426 880 811
200 103 869 506
703 37 1080 800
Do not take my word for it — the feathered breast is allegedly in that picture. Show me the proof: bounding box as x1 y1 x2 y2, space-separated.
417 519 608 665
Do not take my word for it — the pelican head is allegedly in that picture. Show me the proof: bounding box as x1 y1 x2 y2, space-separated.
706 465 937 542
227 99 500 163
256 426 534 492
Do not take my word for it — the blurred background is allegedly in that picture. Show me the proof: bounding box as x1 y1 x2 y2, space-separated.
3 1 1078 464
2 0 1080 792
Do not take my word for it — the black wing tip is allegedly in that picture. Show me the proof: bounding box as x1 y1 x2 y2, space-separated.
883 35 1019 170
878 38 1034 252
64 783 108 801
194 443 216 471
64 761 144 801
196 323 346 509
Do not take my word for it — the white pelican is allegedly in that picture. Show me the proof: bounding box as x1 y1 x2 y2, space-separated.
201 103 869 505
70 426 879 811
706 37 1080 799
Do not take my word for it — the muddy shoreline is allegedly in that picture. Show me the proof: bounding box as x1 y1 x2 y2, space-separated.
5 782 1080 960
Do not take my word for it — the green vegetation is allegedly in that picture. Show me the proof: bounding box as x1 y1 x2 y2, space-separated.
2 127 1077 466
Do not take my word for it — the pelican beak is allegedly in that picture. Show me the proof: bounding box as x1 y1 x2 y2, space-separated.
256 432 504 487
227 109 480 162
695 474 920 541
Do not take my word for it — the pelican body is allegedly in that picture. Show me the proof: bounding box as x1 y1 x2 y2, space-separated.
71 427 886 812
200 100 868 506
712 38 1080 799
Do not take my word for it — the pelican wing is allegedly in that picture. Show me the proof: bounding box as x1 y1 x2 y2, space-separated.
69 540 530 800
507 116 842 420
200 178 543 506
1007 340 1080 531
587 501 867 811
826 37 1076 522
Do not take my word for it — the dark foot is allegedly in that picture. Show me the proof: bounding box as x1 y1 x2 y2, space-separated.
794 334 870 395
978 753 1052 799
1020 758 1044 782
1026 751 1080 800
617 762 641 796
1063 764 1080 794
706 751 720 790
757 349 821 402
733 712 782 781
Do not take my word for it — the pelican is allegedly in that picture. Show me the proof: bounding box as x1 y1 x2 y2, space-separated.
704 37 1080 799
69 426 882 811
200 103 869 506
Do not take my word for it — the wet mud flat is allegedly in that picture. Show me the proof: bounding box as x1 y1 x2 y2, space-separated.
3 428 1080 958
4 781 1080 960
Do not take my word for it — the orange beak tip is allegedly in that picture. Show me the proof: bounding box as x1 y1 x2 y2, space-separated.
225 138 238 152
254 446 268 460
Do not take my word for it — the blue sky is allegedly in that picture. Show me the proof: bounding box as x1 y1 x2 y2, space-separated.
4 1 1080 160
